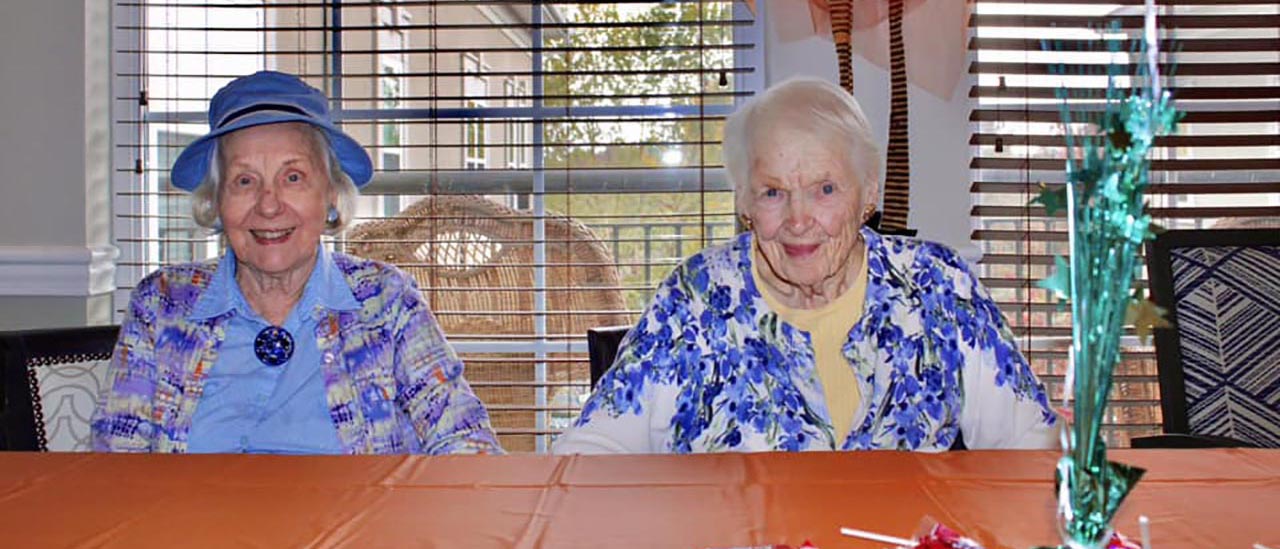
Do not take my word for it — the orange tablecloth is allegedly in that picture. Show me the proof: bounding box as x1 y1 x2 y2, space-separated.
0 449 1276 548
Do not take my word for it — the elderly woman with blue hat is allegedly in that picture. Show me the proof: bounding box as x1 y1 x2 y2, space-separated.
92 71 502 455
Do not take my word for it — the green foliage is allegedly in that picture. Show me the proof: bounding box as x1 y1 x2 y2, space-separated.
539 3 739 310
541 2 734 167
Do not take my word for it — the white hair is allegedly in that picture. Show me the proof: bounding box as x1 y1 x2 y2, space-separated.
190 123 359 236
722 77 882 215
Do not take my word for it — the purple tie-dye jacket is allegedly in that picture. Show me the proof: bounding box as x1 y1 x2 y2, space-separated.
91 252 503 455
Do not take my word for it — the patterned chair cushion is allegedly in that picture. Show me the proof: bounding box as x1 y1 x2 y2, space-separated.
1163 236 1280 447
0 326 118 452
33 358 111 451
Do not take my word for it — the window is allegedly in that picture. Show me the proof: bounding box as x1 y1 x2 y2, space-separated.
504 78 520 169
516 82 530 168
968 1 1279 446
112 1 761 453
381 151 401 172
463 53 489 170
463 114 487 171
377 7 407 175
379 67 404 147
503 78 530 210
152 131 207 265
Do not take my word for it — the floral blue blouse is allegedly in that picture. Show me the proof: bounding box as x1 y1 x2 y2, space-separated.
553 228 1057 454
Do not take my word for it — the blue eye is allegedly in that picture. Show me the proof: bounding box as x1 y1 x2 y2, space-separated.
236 176 253 187
287 173 301 183
764 188 779 198
821 183 835 195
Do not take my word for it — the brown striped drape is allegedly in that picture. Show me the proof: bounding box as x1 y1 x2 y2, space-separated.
829 0 912 233
881 0 911 232
829 0 854 92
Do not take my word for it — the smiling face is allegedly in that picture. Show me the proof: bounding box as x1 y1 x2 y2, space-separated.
745 128 869 298
217 122 333 279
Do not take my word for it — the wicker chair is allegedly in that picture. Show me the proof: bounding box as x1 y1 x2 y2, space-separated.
345 195 628 451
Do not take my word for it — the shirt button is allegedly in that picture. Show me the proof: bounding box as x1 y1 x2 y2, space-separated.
323 352 335 363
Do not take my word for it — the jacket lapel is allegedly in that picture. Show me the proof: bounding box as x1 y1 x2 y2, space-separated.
154 315 225 453
315 309 369 454
843 230 926 449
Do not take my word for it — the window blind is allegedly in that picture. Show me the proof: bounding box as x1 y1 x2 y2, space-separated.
112 0 763 452
968 0 1279 446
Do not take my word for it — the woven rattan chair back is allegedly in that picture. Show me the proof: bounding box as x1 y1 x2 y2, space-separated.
345 195 627 451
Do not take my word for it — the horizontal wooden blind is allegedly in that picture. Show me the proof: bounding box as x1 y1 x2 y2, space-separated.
968 0 1279 446
111 0 763 452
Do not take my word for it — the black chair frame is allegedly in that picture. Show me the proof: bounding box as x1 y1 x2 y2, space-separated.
586 325 631 389
0 325 120 451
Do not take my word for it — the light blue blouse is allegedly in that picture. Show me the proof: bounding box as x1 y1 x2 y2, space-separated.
186 245 359 454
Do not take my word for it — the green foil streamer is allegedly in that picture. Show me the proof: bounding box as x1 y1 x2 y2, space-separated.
1030 14 1181 549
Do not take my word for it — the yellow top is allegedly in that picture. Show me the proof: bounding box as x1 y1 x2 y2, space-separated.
752 244 867 447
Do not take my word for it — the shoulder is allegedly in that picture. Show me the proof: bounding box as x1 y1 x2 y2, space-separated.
128 259 218 312
870 231 978 299
667 233 749 296
333 251 423 309
873 231 970 273
137 259 218 291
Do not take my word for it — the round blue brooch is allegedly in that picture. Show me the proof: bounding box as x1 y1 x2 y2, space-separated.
254 326 294 366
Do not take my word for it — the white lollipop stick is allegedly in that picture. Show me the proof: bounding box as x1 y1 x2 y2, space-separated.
839 527 916 548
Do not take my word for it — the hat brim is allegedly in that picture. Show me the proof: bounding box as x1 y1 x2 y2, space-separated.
170 112 373 192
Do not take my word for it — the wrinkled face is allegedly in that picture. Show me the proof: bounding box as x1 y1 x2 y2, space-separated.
218 122 333 277
745 129 868 292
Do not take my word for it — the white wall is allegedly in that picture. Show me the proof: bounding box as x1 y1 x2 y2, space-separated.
761 0 977 260
0 0 115 329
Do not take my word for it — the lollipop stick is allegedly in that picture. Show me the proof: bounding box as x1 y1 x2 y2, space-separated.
839 527 915 547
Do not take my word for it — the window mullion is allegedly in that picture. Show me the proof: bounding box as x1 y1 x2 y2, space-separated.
531 0 550 453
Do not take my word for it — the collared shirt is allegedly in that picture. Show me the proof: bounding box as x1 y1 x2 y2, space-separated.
92 248 502 455
186 245 359 454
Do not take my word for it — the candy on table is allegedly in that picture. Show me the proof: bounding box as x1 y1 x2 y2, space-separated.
840 520 984 549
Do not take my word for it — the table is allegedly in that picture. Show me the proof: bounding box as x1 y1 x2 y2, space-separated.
0 449 1275 548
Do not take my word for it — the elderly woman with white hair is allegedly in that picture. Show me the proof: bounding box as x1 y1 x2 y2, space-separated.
93 71 501 455
553 78 1056 454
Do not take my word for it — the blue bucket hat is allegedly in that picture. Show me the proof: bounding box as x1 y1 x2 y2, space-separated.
169 70 373 191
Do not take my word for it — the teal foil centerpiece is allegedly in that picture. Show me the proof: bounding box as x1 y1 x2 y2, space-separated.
1031 3 1181 548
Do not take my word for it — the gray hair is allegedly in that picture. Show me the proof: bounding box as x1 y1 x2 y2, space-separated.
723 77 881 215
190 123 359 236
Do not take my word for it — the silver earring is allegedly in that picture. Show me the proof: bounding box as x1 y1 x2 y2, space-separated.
326 205 339 225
